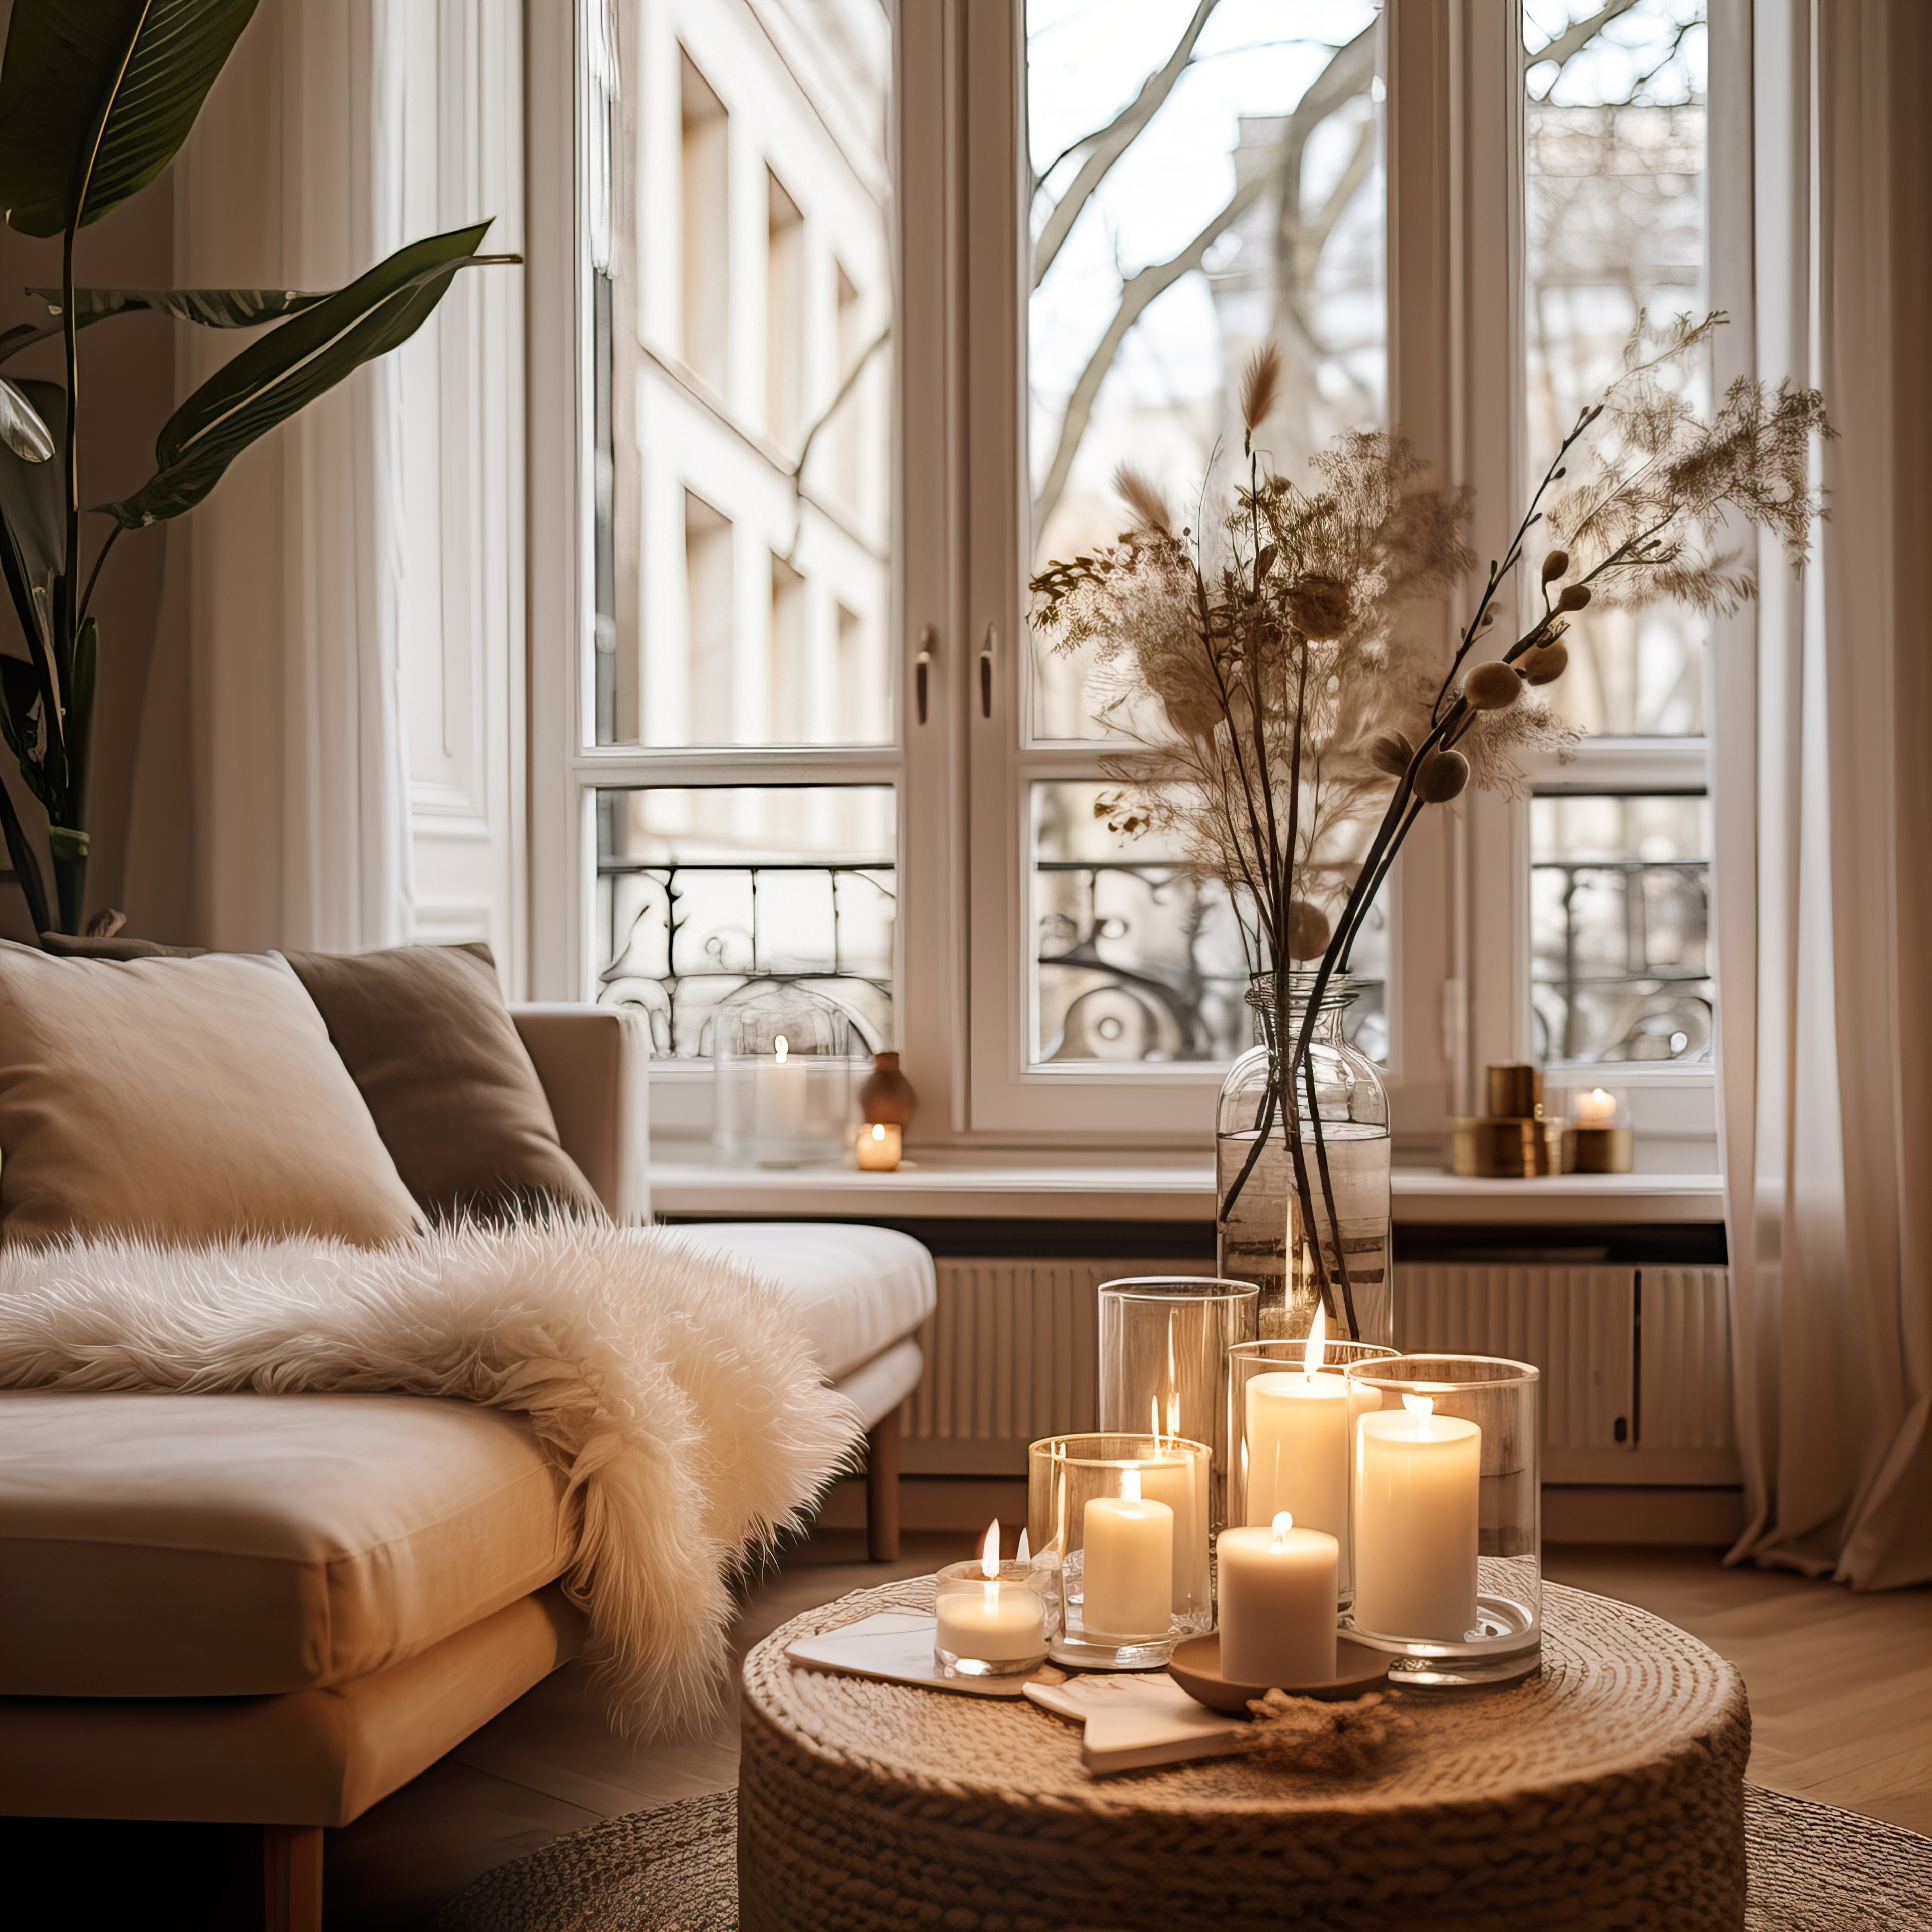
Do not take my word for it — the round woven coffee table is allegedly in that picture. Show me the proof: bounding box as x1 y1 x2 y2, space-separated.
739 1576 1750 1931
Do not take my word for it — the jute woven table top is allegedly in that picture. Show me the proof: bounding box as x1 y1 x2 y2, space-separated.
738 1575 1753 1930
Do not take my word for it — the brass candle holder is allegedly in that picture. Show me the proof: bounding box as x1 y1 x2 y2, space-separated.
1448 1064 1567 1177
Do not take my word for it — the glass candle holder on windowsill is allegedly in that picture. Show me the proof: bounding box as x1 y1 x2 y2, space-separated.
1342 1355 1542 1688
1027 1432 1212 1669
1225 1330 1400 1607
711 986 859 1168
1097 1276 1259 1531
932 1558 1056 1677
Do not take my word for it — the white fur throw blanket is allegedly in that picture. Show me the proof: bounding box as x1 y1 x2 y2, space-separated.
0 1217 862 1737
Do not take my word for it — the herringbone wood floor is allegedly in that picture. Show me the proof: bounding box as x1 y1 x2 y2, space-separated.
7 1534 1925 1929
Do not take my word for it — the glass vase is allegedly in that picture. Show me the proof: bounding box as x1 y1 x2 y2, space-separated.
1216 972 1392 1345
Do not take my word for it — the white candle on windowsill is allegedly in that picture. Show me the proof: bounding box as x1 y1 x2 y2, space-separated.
1217 1511 1338 1686
1352 1393 1481 1641
855 1121 902 1170
934 1521 1046 1662
1080 1467 1173 1642
1574 1087 1618 1128
754 1034 808 1140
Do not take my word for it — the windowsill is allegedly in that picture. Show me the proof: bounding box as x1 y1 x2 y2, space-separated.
648 1145 1724 1224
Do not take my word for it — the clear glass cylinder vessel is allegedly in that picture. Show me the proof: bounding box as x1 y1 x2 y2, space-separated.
1224 1335 1400 1605
1343 1354 1542 1688
1216 972 1392 1345
1026 1431 1212 1668
711 985 858 1167
1096 1277 1259 1530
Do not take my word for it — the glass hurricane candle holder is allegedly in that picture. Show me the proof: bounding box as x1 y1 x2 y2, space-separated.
1097 1276 1259 1529
1225 1322 1399 1605
711 987 859 1167
933 1527 1056 1677
1027 1431 1212 1668
1343 1355 1542 1688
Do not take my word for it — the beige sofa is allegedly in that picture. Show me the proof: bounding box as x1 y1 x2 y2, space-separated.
0 1004 933 1931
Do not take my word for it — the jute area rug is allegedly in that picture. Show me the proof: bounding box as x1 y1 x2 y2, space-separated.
433 1783 1928 1932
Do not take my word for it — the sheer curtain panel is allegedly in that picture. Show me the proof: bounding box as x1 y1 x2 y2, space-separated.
1714 0 1931 1590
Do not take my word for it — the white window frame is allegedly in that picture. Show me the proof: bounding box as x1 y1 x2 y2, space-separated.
527 0 1731 1163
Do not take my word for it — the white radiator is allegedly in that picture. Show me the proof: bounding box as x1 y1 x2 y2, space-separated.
898 1258 1735 1484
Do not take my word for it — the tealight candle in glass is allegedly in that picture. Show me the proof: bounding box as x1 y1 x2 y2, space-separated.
1026 1431 1212 1668
933 1520 1053 1677
1344 1355 1542 1687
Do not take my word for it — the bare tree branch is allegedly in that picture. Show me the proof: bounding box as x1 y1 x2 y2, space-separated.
1525 0 1644 98
1032 21 1377 537
1032 0 1223 291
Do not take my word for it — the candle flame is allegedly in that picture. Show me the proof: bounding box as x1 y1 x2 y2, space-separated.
1272 1510 1293 1548
773 1034 789 1064
1015 1527 1030 1564
869 1122 887 1141
1302 1304 1327 1380
1121 1466 1142 1504
980 1519 1000 1579
1403 1393 1434 1417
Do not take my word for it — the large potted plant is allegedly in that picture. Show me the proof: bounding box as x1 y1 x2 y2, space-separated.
0 0 511 938
1030 318 1826 1339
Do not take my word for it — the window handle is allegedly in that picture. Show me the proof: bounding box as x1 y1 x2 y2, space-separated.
979 622 996 719
914 624 936 725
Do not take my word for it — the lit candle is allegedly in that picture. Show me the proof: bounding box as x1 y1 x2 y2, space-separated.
754 1034 808 1140
934 1520 1046 1663
1216 1511 1338 1686
1138 1397 1208 1612
1352 1393 1481 1641
1080 1466 1173 1642
1575 1087 1617 1128
855 1121 902 1170
1241 1309 1376 1565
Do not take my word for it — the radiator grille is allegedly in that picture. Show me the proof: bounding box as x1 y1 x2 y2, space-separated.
1640 1268 1736 1451
898 1257 1731 1480
1394 1265 1635 1451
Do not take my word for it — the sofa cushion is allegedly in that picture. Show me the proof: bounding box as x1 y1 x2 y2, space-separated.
673 1223 935 1382
283 944 605 1225
0 944 424 1248
0 1389 569 1696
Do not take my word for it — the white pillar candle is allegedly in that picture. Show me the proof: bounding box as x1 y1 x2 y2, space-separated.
754 1035 808 1139
1574 1086 1617 1126
1217 1512 1338 1686
1241 1314 1376 1566
1080 1469 1174 1641
855 1122 902 1170
1352 1395 1482 1641
1137 1407 1208 1612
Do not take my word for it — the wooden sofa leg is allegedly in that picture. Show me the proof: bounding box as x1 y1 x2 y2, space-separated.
263 1824 324 1932
865 1411 901 1561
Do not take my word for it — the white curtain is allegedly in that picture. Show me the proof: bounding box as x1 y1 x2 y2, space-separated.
1712 0 1931 1589
168 0 414 953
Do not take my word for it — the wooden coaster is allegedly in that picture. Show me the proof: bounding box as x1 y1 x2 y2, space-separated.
1167 1632 1390 1712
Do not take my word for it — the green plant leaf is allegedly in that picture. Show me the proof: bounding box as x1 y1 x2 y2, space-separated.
0 765 51 936
0 375 53 461
0 652 39 762
0 377 66 740
67 616 97 804
27 285 332 328
0 1 259 237
98 224 498 530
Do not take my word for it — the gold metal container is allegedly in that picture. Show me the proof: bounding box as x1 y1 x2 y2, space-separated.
1567 1123 1635 1173
1448 1116 1567 1178
1486 1063 1544 1119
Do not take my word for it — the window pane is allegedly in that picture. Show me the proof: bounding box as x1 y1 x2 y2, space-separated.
597 786 895 1057
1032 781 1387 1066
1027 2 1386 741
1524 0 1709 736
599 6 894 747
1530 792 1711 1065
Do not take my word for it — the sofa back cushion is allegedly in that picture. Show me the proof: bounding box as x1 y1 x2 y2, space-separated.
283 944 605 1225
0 943 424 1247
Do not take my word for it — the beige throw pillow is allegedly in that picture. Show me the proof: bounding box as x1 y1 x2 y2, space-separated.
0 943 425 1248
